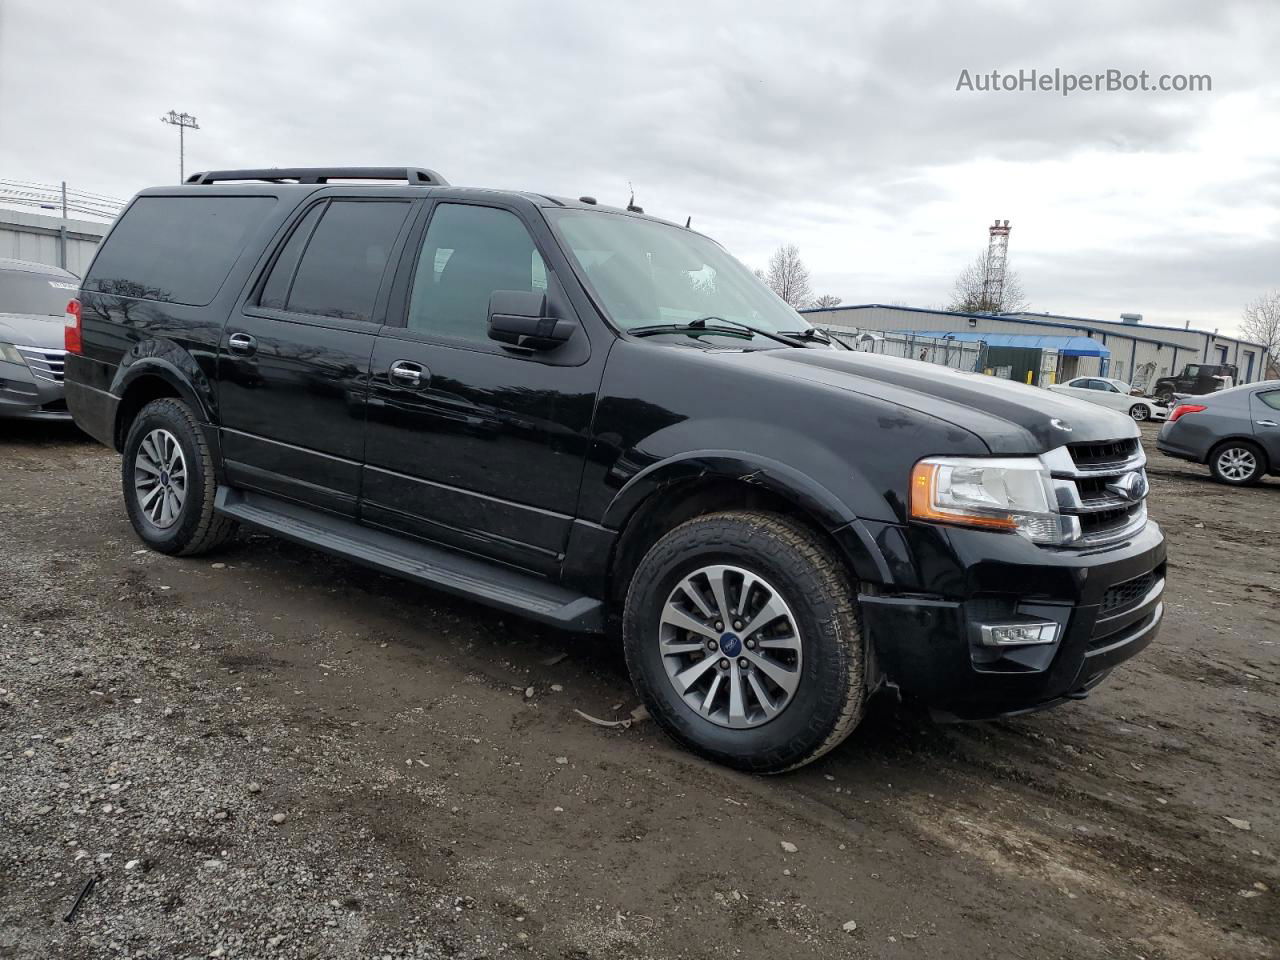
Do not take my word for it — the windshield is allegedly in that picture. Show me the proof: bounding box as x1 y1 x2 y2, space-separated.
0 269 77 317
547 210 810 336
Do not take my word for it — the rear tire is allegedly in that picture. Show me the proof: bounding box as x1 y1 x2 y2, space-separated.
1208 440 1266 486
122 398 237 555
1128 404 1149 422
622 511 866 773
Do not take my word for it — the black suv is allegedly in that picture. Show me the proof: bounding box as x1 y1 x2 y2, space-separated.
65 167 1166 772
1152 362 1239 400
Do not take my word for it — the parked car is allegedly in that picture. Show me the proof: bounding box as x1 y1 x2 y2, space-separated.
1156 381 1280 485
1046 376 1168 422
1152 362 1238 401
0 257 78 420
64 167 1166 772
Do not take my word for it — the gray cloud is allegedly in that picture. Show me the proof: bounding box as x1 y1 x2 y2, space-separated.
1 0 1276 332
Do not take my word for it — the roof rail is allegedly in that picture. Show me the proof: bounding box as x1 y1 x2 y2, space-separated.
184 167 449 186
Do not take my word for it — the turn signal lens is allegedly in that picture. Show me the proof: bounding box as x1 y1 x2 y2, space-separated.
1168 403 1206 422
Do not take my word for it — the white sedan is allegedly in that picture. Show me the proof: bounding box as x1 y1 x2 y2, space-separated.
1045 377 1169 422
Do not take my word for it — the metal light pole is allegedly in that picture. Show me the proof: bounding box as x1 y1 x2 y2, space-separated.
160 110 200 183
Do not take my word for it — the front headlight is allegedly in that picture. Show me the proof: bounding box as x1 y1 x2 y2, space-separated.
910 456 1080 545
0 342 26 365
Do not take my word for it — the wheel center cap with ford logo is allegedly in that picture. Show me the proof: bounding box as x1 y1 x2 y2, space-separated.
718 632 742 657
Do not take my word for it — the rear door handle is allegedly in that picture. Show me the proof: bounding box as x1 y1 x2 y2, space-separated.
1257 419 1278 427
389 360 426 388
227 332 257 355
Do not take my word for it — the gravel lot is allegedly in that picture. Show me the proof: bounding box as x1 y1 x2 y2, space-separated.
1 420 1277 960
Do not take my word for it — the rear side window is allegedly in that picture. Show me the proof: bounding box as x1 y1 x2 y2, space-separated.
259 203 324 310
85 196 275 306
1260 391 1280 411
271 200 410 323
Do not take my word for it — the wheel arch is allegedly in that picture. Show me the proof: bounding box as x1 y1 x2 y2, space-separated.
111 359 214 452
601 453 882 609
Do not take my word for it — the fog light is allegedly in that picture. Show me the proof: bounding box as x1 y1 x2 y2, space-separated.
978 620 1060 646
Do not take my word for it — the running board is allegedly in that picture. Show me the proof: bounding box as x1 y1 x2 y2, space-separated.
214 487 604 632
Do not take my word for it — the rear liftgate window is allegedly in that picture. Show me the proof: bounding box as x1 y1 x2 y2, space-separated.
84 196 276 306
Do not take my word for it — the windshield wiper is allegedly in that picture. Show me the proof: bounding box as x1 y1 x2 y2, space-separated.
630 316 807 348
777 327 842 347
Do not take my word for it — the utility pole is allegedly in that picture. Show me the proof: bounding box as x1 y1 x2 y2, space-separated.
160 110 200 183
58 181 68 269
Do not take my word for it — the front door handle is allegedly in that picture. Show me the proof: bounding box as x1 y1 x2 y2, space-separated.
227 332 257 355
1257 419 1278 427
389 360 426 388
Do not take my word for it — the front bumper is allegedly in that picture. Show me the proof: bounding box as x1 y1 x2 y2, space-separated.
858 519 1166 718
0 359 70 420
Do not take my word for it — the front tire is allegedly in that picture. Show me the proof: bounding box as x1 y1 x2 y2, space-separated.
1209 440 1266 486
622 511 866 773
122 398 237 555
1128 403 1150 422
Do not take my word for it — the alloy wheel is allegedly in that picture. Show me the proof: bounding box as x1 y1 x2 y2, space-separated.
657 564 802 729
1217 447 1257 482
133 428 188 528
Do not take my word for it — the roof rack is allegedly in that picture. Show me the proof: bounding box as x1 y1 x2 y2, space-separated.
184 167 449 186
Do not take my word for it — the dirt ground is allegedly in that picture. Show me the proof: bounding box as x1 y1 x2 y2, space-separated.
1 419 1277 960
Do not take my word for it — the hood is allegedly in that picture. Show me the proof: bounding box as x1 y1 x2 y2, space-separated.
722 348 1139 455
0 312 66 350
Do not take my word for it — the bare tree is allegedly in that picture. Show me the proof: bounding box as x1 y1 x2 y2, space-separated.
763 244 813 309
1242 291 1280 370
811 294 842 309
947 248 1029 314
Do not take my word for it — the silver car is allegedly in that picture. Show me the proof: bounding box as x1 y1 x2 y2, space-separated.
0 258 77 420
1156 380 1280 485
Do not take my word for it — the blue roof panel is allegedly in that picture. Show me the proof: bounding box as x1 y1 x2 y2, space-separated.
894 330 1110 357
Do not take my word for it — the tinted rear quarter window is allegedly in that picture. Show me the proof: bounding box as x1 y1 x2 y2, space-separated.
281 201 410 323
85 196 275 306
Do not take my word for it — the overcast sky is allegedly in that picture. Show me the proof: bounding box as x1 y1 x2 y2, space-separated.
2 0 1276 335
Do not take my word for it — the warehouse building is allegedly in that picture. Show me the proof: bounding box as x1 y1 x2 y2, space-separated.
0 207 109 276
801 303 1273 389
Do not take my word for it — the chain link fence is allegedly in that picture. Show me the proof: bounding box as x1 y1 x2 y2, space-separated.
821 327 989 373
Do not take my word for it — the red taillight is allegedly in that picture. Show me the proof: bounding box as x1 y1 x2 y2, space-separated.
1168 403 1206 422
65 298 82 354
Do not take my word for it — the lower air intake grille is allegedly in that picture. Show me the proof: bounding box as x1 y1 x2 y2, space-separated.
1101 570 1157 615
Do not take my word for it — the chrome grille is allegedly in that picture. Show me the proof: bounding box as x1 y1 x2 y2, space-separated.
16 346 65 383
1044 441 1149 547
1068 438 1140 469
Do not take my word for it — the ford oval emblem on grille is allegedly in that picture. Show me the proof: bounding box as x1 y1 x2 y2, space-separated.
1106 471 1147 502
1050 418 1072 432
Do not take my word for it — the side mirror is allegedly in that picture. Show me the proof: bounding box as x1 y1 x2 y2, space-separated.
488 290 576 350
